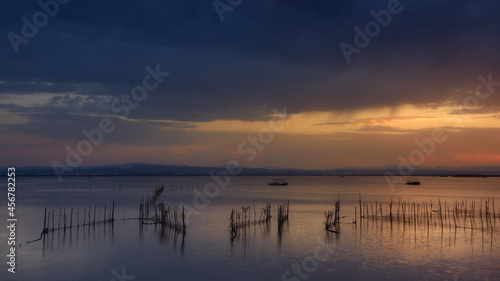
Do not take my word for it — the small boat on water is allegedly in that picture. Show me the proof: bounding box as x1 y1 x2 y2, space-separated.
406 179 421 185
269 179 288 186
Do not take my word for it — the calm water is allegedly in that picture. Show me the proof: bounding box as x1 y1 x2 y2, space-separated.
1 176 499 281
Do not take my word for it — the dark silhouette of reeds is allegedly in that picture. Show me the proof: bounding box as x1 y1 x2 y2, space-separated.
26 202 115 244
324 196 340 233
277 201 290 227
138 188 185 233
357 194 498 232
150 185 164 204
229 201 288 240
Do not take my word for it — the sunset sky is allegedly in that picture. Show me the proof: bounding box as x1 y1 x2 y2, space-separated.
1 0 499 169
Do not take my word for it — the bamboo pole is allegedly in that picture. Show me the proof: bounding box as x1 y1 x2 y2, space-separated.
397 198 400 222
389 199 393 222
43 207 47 231
359 191 362 219
453 207 457 228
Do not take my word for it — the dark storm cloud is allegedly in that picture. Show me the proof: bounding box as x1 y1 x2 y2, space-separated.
1 0 500 124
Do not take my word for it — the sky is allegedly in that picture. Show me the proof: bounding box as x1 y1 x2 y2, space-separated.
0 0 500 169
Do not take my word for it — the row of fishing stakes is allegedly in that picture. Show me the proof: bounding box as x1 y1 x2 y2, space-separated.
42 201 115 234
138 186 186 233
230 201 289 240
357 193 498 232
139 185 164 219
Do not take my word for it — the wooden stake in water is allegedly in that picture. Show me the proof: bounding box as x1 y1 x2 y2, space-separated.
452 208 456 228
493 198 496 221
359 191 362 219
43 207 47 231
389 199 393 222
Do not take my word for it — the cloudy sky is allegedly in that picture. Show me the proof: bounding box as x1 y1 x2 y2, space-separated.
1 0 499 169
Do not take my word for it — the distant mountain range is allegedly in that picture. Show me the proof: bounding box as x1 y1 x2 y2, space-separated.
1 163 500 177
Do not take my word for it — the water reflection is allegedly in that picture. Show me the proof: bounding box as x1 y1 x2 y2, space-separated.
277 220 289 247
37 223 115 255
154 223 185 255
13 176 500 281
356 214 495 255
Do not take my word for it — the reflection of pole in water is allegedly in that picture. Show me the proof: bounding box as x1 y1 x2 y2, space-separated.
42 232 46 257
490 231 493 255
181 231 185 257
243 226 247 260
278 221 282 248
481 230 484 254
139 217 144 242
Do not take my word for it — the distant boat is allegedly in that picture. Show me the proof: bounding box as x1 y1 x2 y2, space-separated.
406 179 421 185
269 179 288 186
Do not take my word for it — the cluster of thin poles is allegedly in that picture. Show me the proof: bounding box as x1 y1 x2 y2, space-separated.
23 202 116 244
357 193 498 232
277 201 290 227
153 202 186 232
324 196 340 233
42 202 115 233
139 186 185 233
230 202 287 240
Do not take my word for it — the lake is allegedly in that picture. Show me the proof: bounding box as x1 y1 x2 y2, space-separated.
2 176 499 281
